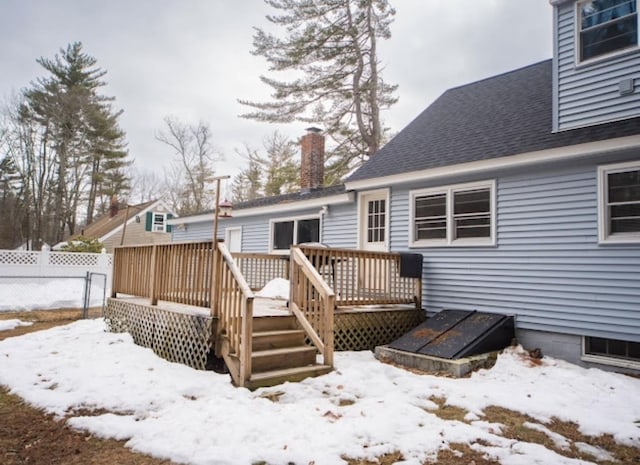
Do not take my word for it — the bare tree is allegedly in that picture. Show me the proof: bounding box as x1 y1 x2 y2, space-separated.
156 116 222 215
128 166 164 204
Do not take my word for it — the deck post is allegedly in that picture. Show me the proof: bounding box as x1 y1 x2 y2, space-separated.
111 248 119 298
210 240 221 317
149 244 158 306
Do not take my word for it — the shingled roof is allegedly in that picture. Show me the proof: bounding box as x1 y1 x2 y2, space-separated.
348 60 640 183
77 199 157 240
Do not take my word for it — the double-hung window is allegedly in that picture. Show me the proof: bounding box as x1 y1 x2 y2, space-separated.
271 216 320 252
145 211 172 233
577 0 638 62
598 161 640 243
410 181 495 247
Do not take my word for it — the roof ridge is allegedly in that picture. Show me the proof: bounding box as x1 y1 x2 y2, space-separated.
445 58 552 93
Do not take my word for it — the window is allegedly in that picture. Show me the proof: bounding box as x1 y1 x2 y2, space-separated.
153 214 166 232
598 161 640 243
145 211 172 233
411 181 495 247
367 199 386 243
584 336 640 366
271 216 320 252
578 0 638 62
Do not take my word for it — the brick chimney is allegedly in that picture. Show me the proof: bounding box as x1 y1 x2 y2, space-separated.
300 127 325 191
109 195 119 218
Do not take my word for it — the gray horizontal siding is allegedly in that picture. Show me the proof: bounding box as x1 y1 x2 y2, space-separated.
321 203 358 248
554 2 640 130
170 221 212 242
392 162 640 343
171 202 358 253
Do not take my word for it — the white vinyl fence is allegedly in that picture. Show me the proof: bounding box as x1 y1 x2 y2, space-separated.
0 248 113 313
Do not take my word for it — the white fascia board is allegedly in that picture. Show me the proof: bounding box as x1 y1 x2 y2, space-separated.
345 135 640 191
167 191 355 225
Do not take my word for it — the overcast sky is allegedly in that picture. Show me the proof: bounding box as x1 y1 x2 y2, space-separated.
1 0 553 184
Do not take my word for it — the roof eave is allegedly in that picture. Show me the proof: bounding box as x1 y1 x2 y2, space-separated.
345 134 640 190
168 191 356 226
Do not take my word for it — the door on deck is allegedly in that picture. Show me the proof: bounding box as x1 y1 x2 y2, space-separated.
357 190 390 295
225 227 242 253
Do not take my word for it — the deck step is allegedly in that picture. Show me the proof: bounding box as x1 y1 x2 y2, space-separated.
247 364 333 390
252 346 317 372
252 315 298 332
252 329 306 351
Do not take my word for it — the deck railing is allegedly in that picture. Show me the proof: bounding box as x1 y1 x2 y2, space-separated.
154 241 216 307
290 247 335 366
215 242 254 386
232 252 289 290
297 245 422 309
112 241 216 307
112 244 155 298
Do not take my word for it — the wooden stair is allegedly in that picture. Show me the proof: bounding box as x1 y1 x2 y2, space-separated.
223 315 332 390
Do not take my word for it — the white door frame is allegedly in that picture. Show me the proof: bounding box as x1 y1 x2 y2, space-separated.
357 188 390 252
225 226 242 253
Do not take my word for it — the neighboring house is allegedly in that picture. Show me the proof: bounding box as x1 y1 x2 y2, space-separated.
62 199 175 253
170 0 640 371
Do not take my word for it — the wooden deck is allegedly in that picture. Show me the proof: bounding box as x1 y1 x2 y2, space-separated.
108 242 424 388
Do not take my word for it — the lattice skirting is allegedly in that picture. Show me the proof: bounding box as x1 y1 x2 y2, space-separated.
105 298 214 370
334 309 425 351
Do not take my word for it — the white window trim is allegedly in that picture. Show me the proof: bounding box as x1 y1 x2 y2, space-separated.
581 336 640 370
268 214 321 254
151 212 168 233
409 180 496 248
597 160 640 244
574 0 640 67
357 188 391 252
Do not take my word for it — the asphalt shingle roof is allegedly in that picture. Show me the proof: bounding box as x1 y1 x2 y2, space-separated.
187 184 347 218
348 60 640 182
77 200 157 239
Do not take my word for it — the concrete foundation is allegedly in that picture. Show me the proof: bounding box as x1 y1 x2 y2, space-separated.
375 345 498 377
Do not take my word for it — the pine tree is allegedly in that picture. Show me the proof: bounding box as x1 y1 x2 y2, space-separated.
262 131 299 196
0 42 130 248
239 0 398 182
231 131 300 203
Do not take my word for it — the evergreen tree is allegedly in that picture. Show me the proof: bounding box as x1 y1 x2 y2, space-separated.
239 0 398 182
231 131 300 202
231 145 263 203
0 42 130 248
262 131 299 196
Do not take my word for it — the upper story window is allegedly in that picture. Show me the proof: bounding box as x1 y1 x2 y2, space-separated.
145 211 172 233
578 0 638 62
271 216 320 252
598 161 640 243
410 181 495 247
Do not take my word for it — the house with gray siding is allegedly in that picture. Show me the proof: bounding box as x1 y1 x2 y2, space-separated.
170 0 640 371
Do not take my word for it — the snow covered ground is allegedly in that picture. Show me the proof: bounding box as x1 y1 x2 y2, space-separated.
1 319 638 465
0 319 33 331
0 278 107 312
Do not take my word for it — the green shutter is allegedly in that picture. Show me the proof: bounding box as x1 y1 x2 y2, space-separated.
166 213 173 233
145 211 153 231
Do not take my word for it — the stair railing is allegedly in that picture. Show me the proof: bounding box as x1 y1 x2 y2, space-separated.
214 241 254 387
290 247 335 367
